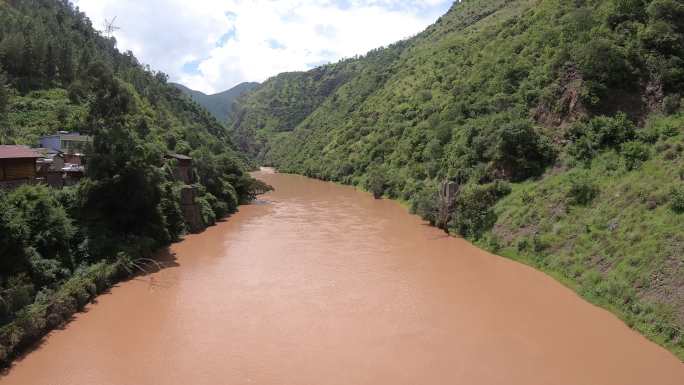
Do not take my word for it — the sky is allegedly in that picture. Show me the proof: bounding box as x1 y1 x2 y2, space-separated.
72 0 453 94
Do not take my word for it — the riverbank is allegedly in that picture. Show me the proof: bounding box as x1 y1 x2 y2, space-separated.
0 261 123 367
0 218 230 368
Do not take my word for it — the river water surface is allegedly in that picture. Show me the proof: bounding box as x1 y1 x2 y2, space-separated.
2 169 682 385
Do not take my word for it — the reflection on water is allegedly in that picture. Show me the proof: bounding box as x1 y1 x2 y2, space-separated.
2 171 682 385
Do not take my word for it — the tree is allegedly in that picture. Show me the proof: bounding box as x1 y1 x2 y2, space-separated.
366 166 388 199
80 66 170 254
449 181 511 239
21 34 35 78
83 119 168 248
0 185 75 279
493 120 555 181
0 33 25 75
45 44 57 80
0 67 8 116
58 43 75 84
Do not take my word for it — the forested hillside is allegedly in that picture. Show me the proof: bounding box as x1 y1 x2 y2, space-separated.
230 0 684 358
173 82 259 123
0 0 264 365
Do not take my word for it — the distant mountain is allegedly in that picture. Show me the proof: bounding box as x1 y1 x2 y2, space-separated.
173 82 259 123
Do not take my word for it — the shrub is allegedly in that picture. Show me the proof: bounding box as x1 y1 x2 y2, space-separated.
201 192 223 218
493 120 556 181
671 185 684 213
67 80 88 103
621 141 651 170
639 117 680 143
576 38 633 87
0 185 75 277
449 181 511 239
0 275 34 323
567 172 599 205
663 94 681 115
160 183 186 241
521 190 535 204
410 183 439 225
568 113 639 163
366 166 388 199
0 68 8 115
196 196 216 227
568 134 599 163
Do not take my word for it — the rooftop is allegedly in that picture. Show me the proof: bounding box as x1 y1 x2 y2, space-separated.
166 153 193 161
60 135 92 142
40 132 92 141
0 145 42 159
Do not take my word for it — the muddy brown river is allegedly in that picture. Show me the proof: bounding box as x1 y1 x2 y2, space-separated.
2 169 682 385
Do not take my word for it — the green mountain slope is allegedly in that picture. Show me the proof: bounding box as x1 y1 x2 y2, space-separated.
230 0 684 358
0 0 266 365
173 81 259 123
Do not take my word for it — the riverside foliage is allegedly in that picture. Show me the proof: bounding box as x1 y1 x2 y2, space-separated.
0 0 262 364
229 0 684 358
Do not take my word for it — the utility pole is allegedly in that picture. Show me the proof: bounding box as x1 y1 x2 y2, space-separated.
103 17 120 38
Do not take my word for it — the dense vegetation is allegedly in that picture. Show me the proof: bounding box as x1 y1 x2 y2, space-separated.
230 0 684 358
173 81 259 123
0 0 264 365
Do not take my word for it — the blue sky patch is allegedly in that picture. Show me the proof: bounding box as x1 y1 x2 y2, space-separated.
216 27 236 47
182 59 202 75
268 39 286 49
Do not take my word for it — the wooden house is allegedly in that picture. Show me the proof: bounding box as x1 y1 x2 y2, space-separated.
0 145 41 188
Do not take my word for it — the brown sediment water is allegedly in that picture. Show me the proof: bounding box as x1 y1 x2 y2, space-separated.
2 168 682 385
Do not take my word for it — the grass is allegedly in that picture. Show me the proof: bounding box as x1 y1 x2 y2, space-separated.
2 88 87 145
478 115 684 359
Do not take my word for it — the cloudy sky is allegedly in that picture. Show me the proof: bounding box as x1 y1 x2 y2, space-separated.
72 0 453 94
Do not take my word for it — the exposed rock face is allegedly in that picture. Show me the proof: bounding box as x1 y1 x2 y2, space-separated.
534 63 589 129
644 78 665 112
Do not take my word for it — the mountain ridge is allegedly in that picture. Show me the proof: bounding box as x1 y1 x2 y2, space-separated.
173 81 259 123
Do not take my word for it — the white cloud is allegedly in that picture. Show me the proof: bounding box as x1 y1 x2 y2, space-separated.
73 0 452 93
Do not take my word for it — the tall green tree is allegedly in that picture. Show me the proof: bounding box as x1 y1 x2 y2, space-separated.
58 42 74 84
0 33 25 75
44 43 56 80
0 67 8 115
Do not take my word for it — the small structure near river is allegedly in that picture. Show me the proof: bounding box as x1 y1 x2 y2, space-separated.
180 186 204 233
165 153 203 232
165 153 194 185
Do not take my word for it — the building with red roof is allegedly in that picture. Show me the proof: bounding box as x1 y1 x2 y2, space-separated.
0 145 42 187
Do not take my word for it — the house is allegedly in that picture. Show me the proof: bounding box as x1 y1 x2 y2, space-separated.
165 153 194 184
35 148 65 188
39 132 92 154
35 148 65 171
0 145 42 188
63 152 85 166
62 163 85 186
